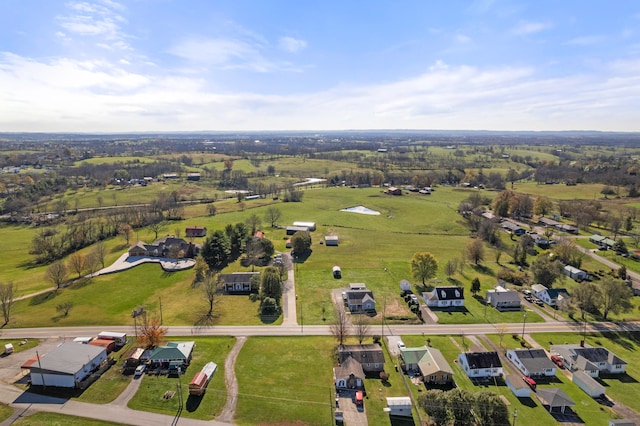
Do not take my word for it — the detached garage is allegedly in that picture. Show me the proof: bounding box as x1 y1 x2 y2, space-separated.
28 343 107 388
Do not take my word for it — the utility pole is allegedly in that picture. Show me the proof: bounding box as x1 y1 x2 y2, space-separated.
36 350 45 390
521 311 527 340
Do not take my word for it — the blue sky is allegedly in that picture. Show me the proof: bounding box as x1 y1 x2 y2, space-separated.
1 0 639 132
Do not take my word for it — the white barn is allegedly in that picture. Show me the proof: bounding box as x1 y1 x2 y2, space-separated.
29 343 107 388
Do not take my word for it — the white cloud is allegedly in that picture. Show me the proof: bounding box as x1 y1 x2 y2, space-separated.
57 1 131 50
278 37 307 53
455 34 471 44
511 21 552 36
1 54 640 132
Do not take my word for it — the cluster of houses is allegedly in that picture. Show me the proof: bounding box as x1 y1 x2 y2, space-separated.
538 217 579 234
24 333 197 389
128 226 208 260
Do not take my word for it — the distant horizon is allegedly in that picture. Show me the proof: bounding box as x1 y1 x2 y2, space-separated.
2 1 640 132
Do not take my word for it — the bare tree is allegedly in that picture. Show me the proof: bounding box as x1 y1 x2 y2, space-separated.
202 273 218 318
330 308 350 346
56 302 73 317
495 323 508 348
353 314 370 344
118 223 133 245
264 206 282 228
0 282 15 326
67 252 86 278
92 240 107 268
46 261 68 289
148 221 167 240
245 213 262 235
85 252 100 277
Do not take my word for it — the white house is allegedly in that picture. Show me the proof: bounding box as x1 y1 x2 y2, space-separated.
293 221 316 231
28 343 107 388
531 284 569 308
564 265 587 281
551 344 627 375
457 352 503 378
506 349 557 377
422 286 464 308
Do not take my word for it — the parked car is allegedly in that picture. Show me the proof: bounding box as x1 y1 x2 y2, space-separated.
524 295 533 302
522 289 532 296
134 364 146 377
535 299 544 307
409 294 419 305
522 376 536 390
397 340 406 349
550 355 564 368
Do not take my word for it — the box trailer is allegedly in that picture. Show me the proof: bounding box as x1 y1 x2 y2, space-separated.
97 331 127 346
90 338 116 354
188 362 217 396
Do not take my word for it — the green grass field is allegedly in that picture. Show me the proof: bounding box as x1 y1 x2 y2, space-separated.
12 412 121 426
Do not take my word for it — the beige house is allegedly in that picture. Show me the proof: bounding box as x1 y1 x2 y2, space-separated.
399 346 453 385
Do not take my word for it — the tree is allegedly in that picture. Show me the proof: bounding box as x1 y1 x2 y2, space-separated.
206 203 217 216
260 266 283 304
67 252 86 278
244 240 266 271
410 252 438 286
245 214 262 235
473 391 510 426
200 230 231 271
118 223 133 245
444 259 458 278
470 277 481 296
202 273 218 318
225 223 249 261
571 282 600 320
618 265 628 280
330 308 349 345
137 315 168 348
599 277 633 320
448 389 475 426
466 239 485 265
554 238 584 268
0 282 15 326
192 256 210 285
291 231 312 258
418 390 450 426
264 206 282 228
148 221 167 240
353 314 370 344
533 196 553 217
93 240 107 268
495 323 508 348
46 261 68 289
56 302 73 317
530 255 564 287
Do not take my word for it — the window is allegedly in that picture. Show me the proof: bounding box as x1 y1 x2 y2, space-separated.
430 375 435 381
473 369 479 374
442 375 448 381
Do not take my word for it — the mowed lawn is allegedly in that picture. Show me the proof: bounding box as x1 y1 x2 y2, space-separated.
127 337 235 420
12 412 121 426
233 336 336 426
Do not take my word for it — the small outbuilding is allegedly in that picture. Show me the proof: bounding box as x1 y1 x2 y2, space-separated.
293 221 316 231
28 343 107 388
385 397 413 418
572 370 605 398
325 235 339 246
505 373 530 398
564 265 587 281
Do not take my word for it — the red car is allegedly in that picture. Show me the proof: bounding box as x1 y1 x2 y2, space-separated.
355 391 364 406
522 376 537 390
551 355 564 368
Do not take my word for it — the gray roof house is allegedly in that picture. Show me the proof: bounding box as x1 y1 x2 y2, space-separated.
485 284 521 311
345 287 376 313
334 356 365 391
219 272 260 294
506 349 557 377
337 345 385 375
551 344 627 375
28 343 107 388
536 388 575 413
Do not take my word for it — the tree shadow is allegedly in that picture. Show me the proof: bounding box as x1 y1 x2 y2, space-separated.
29 290 59 306
446 277 462 285
68 277 92 290
470 264 495 276
193 310 220 327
